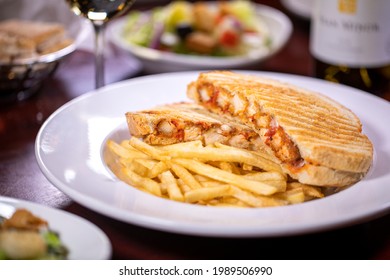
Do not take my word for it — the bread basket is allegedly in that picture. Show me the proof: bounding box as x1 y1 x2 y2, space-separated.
0 0 89 104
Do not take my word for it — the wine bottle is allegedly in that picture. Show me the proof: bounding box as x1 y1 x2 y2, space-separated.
310 0 390 96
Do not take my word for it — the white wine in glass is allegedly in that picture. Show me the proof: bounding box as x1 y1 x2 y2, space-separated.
66 0 136 88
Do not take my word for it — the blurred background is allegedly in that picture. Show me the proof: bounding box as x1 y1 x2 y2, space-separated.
0 0 389 260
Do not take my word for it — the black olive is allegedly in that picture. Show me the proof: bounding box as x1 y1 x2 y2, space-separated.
176 23 194 40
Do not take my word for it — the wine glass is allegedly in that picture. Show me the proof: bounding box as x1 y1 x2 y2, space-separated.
66 0 136 89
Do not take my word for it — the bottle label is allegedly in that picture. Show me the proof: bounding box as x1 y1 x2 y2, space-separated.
310 0 390 67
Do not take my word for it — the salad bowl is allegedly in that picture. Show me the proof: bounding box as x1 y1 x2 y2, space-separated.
108 1 292 73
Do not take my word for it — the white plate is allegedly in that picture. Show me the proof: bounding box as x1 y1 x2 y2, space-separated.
0 196 112 260
108 4 292 73
35 71 390 237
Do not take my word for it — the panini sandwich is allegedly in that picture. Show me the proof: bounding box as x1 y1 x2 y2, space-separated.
127 102 266 150
186 71 373 187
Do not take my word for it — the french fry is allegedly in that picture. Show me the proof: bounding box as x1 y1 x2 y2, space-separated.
129 159 171 180
230 186 287 207
243 171 287 192
207 198 248 208
200 180 227 189
261 180 287 190
193 174 212 182
105 137 326 208
218 162 241 174
129 137 171 161
177 179 193 193
169 163 203 190
214 142 283 172
160 171 184 202
121 167 162 196
107 139 149 159
243 171 286 181
184 185 231 203
242 163 253 171
133 158 158 169
127 159 150 177
120 140 139 151
162 143 281 172
147 161 170 178
173 158 278 196
158 140 203 151
287 182 325 198
273 188 305 204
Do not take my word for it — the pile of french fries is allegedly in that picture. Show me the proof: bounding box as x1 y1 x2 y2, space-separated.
105 137 325 208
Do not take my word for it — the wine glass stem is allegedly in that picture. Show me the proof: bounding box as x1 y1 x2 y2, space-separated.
93 22 105 89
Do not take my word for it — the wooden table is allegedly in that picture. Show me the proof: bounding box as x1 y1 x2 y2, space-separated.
1 0 389 260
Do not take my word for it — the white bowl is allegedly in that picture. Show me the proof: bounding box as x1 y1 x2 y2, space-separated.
108 3 292 73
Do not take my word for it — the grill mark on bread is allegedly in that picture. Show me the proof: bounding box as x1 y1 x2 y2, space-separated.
287 128 371 149
211 82 361 131
276 119 366 147
200 71 363 129
193 81 303 167
252 97 361 131
269 107 363 136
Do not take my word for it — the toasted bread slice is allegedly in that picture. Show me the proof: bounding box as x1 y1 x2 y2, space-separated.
187 71 373 187
0 31 36 62
126 102 274 154
0 19 73 59
0 20 65 45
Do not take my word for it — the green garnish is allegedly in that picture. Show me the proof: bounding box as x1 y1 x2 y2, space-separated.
41 230 69 260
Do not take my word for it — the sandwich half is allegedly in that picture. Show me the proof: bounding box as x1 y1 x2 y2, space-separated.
186 71 373 187
126 102 269 152
126 102 283 173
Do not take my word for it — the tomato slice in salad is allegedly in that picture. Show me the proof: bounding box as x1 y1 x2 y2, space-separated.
220 30 240 47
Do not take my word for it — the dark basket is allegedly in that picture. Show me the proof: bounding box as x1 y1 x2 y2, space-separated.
0 61 59 104
0 44 75 105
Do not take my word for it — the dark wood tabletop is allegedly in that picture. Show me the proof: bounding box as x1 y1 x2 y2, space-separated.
1 0 389 260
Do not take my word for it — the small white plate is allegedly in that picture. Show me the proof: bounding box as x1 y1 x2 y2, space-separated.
108 4 292 73
0 196 112 260
35 71 390 237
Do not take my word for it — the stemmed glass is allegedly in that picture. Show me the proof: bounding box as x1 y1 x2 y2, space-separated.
66 0 136 89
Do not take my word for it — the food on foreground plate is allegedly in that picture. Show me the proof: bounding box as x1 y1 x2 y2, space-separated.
187 71 373 187
0 19 74 63
0 208 68 259
122 0 271 56
105 70 373 208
